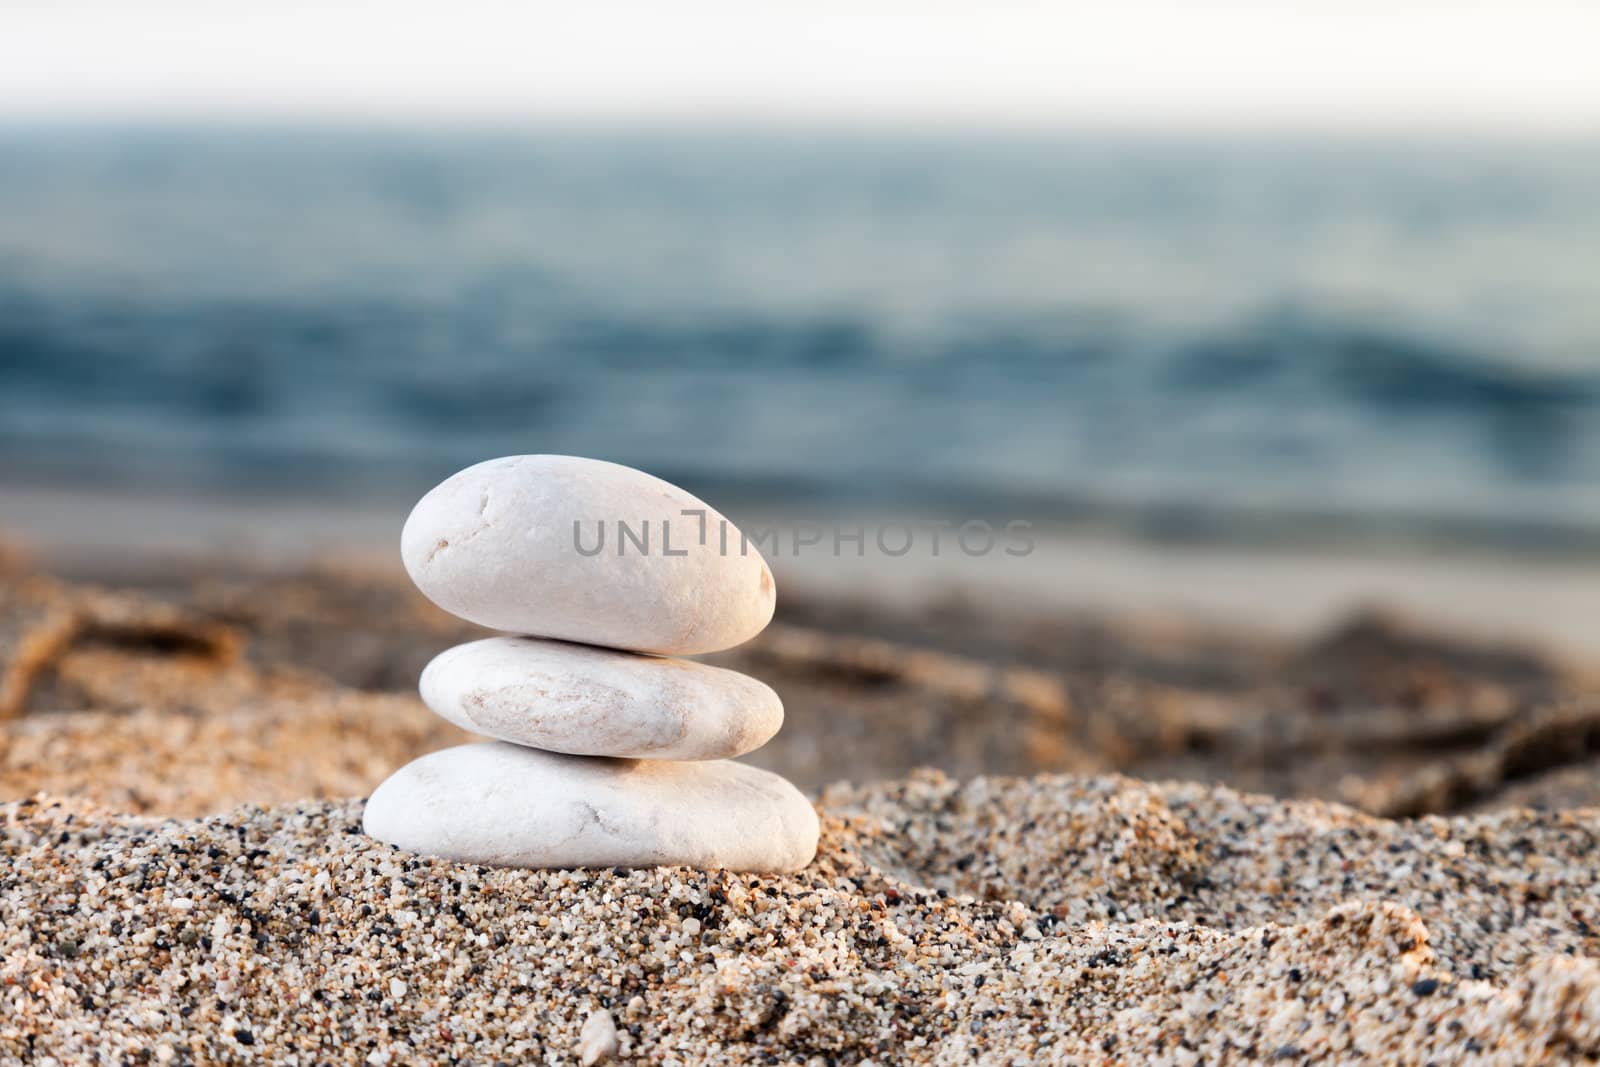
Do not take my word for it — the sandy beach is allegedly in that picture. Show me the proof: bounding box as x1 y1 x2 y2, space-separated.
7 775 1600 1065
3 526 1599 1062
5 24 1599 1060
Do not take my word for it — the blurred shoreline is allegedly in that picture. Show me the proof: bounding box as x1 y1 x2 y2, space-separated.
7 479 1600 666
5 127 1600 559
5 127 1599 667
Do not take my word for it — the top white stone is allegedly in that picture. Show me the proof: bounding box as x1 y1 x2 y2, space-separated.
401 455 776 654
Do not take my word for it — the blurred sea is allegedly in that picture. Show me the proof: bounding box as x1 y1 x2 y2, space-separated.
2 126 1599 553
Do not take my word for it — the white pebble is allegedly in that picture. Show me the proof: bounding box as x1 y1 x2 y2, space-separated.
420 636 783 760
577 1010 619 1065
401 455 775 654
363 742 819 873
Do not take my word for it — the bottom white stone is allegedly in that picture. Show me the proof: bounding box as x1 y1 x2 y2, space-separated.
363 742 819 873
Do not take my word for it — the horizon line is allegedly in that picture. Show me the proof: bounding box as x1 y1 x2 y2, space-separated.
2 109 1598 142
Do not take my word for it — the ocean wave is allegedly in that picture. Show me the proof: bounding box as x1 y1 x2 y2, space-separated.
2 128 1598 551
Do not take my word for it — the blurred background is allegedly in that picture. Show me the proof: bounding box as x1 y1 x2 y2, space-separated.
1 1 1599 814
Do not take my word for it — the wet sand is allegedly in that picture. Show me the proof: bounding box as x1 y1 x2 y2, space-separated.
10 481 1600 663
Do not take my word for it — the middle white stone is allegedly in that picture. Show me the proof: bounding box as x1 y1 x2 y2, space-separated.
420 636 784 761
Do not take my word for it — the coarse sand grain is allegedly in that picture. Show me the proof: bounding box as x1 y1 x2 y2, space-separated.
4 770 1598 1065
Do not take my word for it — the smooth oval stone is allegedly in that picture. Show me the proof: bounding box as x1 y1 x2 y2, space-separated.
420 637 783 760
401 455 775 655
362 743 819 872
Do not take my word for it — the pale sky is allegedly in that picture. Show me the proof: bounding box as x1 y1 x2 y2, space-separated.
2 1 1598 130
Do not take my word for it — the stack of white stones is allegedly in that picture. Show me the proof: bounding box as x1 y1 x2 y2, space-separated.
362 455 818 873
